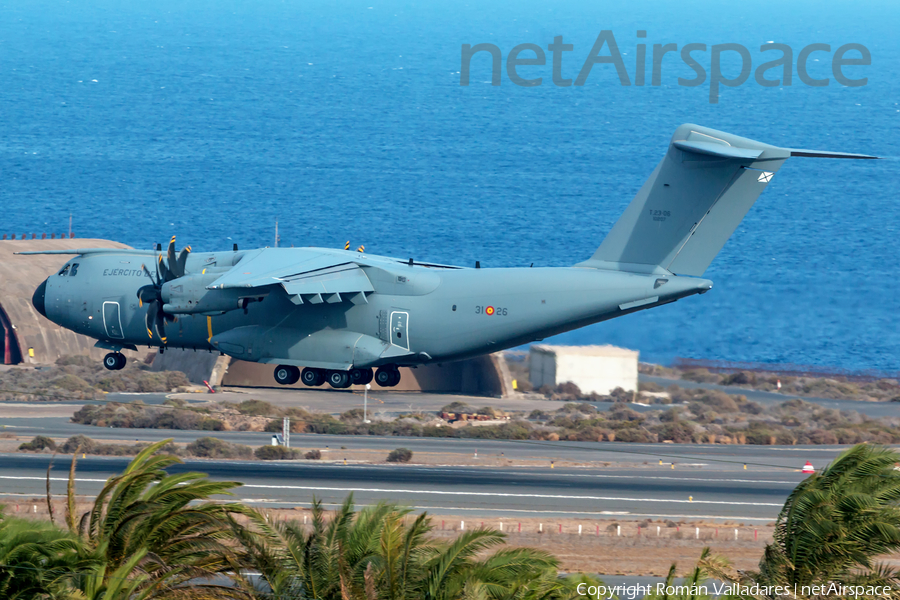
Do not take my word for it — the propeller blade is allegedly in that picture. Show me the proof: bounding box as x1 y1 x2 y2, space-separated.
139 263 156 285
167 236 179 279
144 300 157 339
157 254 170 283
154 309 167 344
175 246 191 278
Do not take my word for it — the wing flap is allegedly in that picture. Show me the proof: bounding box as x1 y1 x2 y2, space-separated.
282 265 374 304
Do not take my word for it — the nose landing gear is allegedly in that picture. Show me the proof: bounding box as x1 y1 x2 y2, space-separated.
103 352 126 371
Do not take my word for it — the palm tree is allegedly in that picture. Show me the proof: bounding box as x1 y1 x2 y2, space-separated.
63 439 256 599
644 547 725 600
243 495 596 600
0 515 93 599
697 443 900 598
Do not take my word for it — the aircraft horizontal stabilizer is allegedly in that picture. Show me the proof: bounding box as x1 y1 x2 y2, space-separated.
789 149 878 159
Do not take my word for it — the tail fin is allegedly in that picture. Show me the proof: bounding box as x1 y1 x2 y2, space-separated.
579 124 876 276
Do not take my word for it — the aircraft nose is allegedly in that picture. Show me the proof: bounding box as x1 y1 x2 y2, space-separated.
32 278 48 318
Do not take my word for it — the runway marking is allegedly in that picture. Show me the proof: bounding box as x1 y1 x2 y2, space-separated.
236 483 783 506
1 476 108 483
384 468 797 485
0 492 776 522
0 476 783 506
542 473 795 485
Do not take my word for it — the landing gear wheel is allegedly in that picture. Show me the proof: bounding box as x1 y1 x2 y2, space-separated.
350 368 372 385
103 353 125 371
273 365 300 385
375 366 400 387
301 367 325 387
327 370 352 389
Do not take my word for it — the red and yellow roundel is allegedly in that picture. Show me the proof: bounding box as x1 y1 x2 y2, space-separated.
485 306 495 315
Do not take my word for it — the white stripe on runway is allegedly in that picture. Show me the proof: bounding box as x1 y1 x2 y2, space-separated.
0 476 782 506
1 476 108 483
236 483 781 506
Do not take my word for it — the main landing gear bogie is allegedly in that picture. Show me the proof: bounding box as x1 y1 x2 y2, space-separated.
375 366 401 387
300 367 325 387
286 366 398 389
103 352 126 371
350 368 374 386
327 370 352 389
273 365 301 385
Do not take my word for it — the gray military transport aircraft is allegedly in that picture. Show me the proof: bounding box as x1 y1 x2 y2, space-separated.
24 124 875 389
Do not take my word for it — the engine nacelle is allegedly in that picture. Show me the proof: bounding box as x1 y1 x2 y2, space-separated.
161 274 267 314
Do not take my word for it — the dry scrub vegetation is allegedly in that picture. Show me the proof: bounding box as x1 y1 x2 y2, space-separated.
639 363 900 402
71 388 900 445
523 388 900 444
0 355 190 401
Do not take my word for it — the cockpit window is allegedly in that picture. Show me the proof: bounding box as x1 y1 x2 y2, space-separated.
57 265 70 276
70 263 79 276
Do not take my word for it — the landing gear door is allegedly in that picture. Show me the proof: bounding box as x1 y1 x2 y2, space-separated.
102 301 124 339
390 311 409 351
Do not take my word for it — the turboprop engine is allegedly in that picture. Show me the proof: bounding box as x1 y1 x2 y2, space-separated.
161 273 267 315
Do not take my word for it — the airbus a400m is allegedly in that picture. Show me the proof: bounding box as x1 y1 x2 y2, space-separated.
24 124 875 389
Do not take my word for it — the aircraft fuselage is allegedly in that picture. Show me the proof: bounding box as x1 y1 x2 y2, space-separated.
33 247 710 373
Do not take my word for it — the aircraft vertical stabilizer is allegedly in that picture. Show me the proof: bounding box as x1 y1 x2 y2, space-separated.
579 124 876 277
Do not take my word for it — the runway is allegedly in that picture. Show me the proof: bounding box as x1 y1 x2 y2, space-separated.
0 452 809 521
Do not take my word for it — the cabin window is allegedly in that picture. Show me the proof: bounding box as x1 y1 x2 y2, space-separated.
69 263 80 276
57 265 70 276
452 304 457 311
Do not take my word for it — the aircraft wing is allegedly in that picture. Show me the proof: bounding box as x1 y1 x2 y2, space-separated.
206 249 374 305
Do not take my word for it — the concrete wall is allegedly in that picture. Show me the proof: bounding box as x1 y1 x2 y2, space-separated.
0 238 153 365
150 347 230 387
529 345 639 395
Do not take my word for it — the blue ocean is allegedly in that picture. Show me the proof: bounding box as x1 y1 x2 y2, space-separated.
1 0 897 370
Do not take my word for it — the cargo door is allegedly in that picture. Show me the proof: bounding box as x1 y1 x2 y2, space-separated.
102 301 124 339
